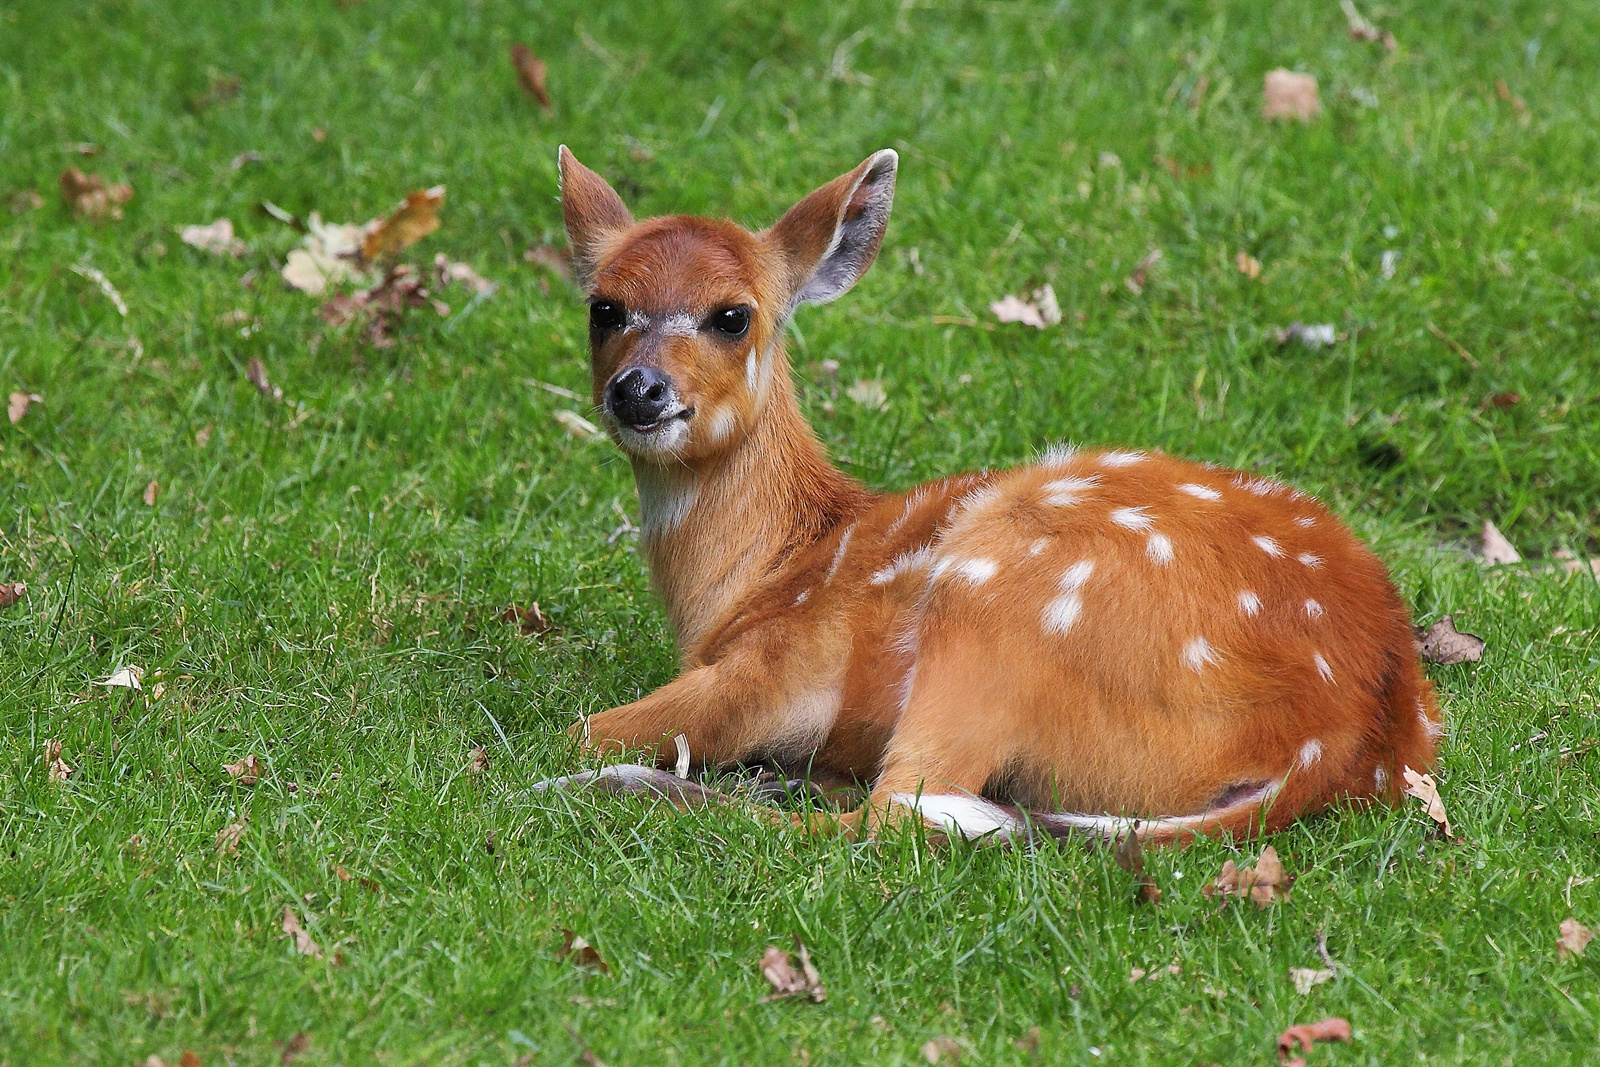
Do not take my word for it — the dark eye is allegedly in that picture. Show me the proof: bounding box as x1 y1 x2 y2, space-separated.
710 306 750 338
590 300 625 333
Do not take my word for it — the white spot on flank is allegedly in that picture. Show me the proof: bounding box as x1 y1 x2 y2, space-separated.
1304 598 1325 619
1252 535 1284 557
658 311 699 337
824 524 855 582
1098 449 1146 468
1294 515 1317 528
1039 442 1079 467
1181 636 1218 673
870 546 934 586
1313 652 1335 683
1238 590 1262 616
1234 474 1283 496
1028 538 1049 556
886 487 928 538
794 589 810 604
890 792 1018 840
1299 739 1324 767
1042 559 1095 635
1041 474 1102 506
1374 765 1388 791
1146 532 1174 564
952 557 999 585
1178 483 1221 501
1110 506 1154 531
956 484 1005 516
1298 552 1323 568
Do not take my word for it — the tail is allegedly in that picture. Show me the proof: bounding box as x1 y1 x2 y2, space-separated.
1011 778 1286 848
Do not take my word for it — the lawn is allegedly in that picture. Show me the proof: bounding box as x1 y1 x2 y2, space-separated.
2 0 1599 1063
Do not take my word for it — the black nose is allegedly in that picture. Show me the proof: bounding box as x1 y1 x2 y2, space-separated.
606 366 674 429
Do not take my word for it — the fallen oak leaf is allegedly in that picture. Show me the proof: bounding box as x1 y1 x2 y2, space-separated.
280 213 369 295
360 186 446 262
1402 766 1455 840
224 754 262 786
143 480 159 507
281 907 322 957
280 1031 310 1065
434 253 496 295
59 167 133 220
510 43 553 109
1124 249 1163 295
1481 520 1521 565
760 938 825 1002
1263 69 1321 121
246 357 282 400
1202 845 1292 907
846 379 888 410
7 392 41 425
1277 1017 1351 1057
1559 918 1593 961
214 816 247 855
1341 0 1396 49
558 928 610 973
1235 251 1261 279
44 739 74 782
467 746 489 774
1414 615 1484 665
990 284 1061 329
1114 828 1161 905
179 218 247 257
100 665 144 690
1289 967 1334 995
0 581 26 607
178 1051 201 1067
499 603 557 636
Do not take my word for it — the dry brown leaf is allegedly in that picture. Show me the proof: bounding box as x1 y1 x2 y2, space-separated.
554 409 601 440
9 189 44 213
280 1032 310 1065
499 602 558 636
1289 967 1334 995
1414 615 1484 665
60 167 133 220
511 43 553 109
1014 1027 1041 1053
1235 251 1261 279
224 754 262 786
1114 829 1161 904
246 357 281 399
922 1037 961 1064
1487 391 1520 409
9 391 42 424
178 1051 201 1067
195 426 214 447
759 939 825 1002
990 284 1061 329
361 186 446 262
1559 918 1593 960
525 243 575 285
321 264 448 347
1202 845 1292 907
100 665 144 690
847 379 888 410
558 928 610 973
44 739 74 782
1341 0 1397 49
1277 1017 1351 1056
180 218 246 257
214 817 246 855
1262 69 1321 122
1402 766 1455 840
281 907 322 957
434 253 496 294
0 581 25 608
467 746 489 774
1124 249 1163 294
1481 520 1521 565
143 480 159 507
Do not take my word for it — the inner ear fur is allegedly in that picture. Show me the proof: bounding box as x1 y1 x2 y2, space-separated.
558 145 634 288
764 149 898 309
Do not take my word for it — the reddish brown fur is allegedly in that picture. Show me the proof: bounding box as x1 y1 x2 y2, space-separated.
555 146 1440 844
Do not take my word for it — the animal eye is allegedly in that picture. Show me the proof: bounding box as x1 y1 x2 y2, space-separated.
590 300 626 332
710 306 750 338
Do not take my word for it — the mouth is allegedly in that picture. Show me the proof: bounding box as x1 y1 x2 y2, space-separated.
622 405 695 435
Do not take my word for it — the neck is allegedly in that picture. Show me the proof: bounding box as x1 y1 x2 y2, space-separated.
631 370 869 659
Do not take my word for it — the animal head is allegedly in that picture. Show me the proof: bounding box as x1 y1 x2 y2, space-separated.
558 146 897 464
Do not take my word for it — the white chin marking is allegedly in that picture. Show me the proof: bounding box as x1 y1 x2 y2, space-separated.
618 417 691 458
890 792 1019 840
708 406 737 444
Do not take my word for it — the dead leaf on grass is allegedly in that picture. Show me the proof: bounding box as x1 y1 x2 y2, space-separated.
180 218 247 257
1263 69 1321 121
759 939 825 1002
434 253 496 295
1481 520 1521 565
1114 829 1161 905
9 189 44 213
224 754 262 786
499 602 557 636
246 357 283 400
178 1054 202 1067
1202 845 1292 907
100 665 144 690
0 581 25 607
1124 249 1163 295
44 739 74 782
280 1031 310 1065
511 43 553 109
1289 967 1334 995
1414 615 1484 665
1341 0 1397 49
1401 766 1455 840
1275 323 1338 348
195 426 214 447
69 264 129 316
281 213 369 296
990 284 1061 329
60 167 133 220
1277 1017 1351 1057
281 907 323 957
1235 251 1261 279
558 928 610 973
1014 1027 1041 1053
1558 918 1593 961
921 1037 962 1064
8 391 41 425
554 409 601 440
143 480 159 507
361 186 446 262
846 379 888 410
320 264 449 347
525 243 575 286
467 746 489 774
214 817 246 855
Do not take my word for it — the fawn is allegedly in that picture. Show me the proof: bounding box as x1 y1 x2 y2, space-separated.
542 145 1442 844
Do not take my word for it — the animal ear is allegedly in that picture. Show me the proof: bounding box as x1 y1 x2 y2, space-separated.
764 149 897 309
558 145 634 288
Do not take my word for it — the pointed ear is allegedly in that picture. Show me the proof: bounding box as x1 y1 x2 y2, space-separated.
764 149 897 309
558 145 634 288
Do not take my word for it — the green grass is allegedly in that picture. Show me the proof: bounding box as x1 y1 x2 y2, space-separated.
2 0 1599 1063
